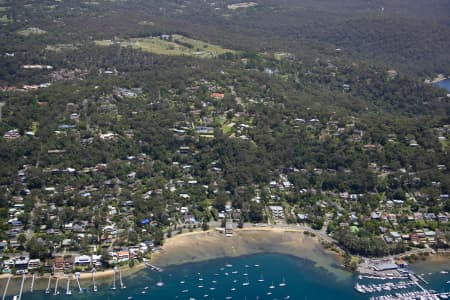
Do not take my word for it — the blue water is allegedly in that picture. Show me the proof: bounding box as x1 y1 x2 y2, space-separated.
435 78 450 91
13 253 450 300
18 253 365 300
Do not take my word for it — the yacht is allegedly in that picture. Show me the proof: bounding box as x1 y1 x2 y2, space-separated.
269 282 275 289
242 276 250 286
258 274 264 282
279 277 287 287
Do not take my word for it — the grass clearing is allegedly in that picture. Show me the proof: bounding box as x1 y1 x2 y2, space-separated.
17 27 47 36
46 44 79 52
227 2 258 10
95 34 235 58
0 14 11 23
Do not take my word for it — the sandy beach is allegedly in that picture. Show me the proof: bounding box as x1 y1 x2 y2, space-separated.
151 227 345 276
0 226 348 296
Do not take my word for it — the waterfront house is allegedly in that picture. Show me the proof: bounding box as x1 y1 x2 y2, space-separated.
28 259 41 270
269 206 285 219
74 255 92 266
54 257 65 272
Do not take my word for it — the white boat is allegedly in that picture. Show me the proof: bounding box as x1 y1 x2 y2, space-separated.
440 270 448 274
279 277 287 287
156 279 164 287
269 282 275 289
225 264 232 268
258 274 264 282
182 289 189 293
354 283 365 293
242 276 250 286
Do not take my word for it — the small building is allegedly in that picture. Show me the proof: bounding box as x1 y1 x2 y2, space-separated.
374 262 398 271
269 206 285 219
225 222 233 237
28 259 41 270
74 255 92 266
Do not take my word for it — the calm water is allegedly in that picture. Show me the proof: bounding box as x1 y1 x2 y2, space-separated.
15 253 364 300
435 78 450 91
9 253 450 300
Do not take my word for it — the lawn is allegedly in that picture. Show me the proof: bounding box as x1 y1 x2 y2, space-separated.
95 34 235 58
17 27 47 36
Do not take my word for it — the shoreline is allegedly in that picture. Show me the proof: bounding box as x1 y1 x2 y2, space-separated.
425 74 449 84
2 227 448 295
0 226 345 295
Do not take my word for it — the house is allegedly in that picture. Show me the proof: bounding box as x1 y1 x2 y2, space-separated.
184 214 197 224
117 251 129 263
54 257 65 272
92 255 102 267
269 206 284 219
28 259 41 270
438 213 448 223
371 212 380 220
14 257 29 271
74 255 92 266
210 93 225 100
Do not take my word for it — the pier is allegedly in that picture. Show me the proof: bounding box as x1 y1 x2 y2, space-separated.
145 263 164 272
75 272 82 292
66 276 72 296
119 269 126 289
54 277 60 295
17 274 25 300
92 268 98 292
30 273 35 292
45 276 52 294
2 276 11 300
111 268 117 290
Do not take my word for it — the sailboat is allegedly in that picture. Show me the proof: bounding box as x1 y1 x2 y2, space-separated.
258 274 264 282
279 277 287 287
242 276 250 286
156 276 164 287
269 281 275 289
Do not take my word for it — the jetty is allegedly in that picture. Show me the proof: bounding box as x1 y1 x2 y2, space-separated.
66 277 72 296
75 272 82 292
30 273 35 292
111 267 117 290
2 276 11 300
45 276 52 294
54 277 60 295
145 263 163 272
17 274 25 300
92 268 98 292
119 269 126 289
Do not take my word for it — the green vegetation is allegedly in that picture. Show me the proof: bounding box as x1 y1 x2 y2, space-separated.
17 27 47 36
0 0 448 268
